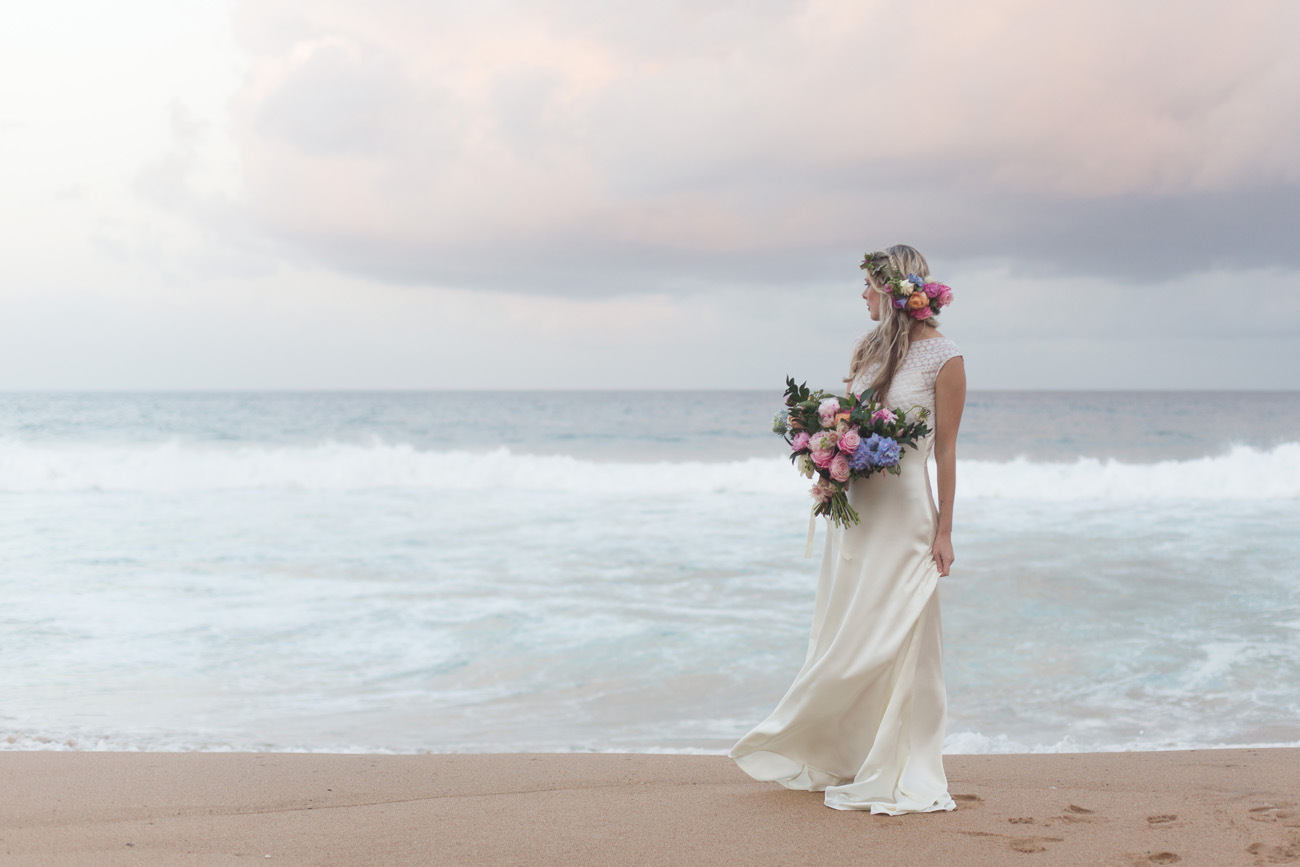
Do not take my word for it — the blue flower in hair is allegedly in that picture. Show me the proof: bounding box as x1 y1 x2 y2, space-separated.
906 273 924 288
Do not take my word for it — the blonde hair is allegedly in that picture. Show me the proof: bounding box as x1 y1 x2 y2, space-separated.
844 244 939 400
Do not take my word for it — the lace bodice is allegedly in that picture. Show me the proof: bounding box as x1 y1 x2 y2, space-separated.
848 336 962 417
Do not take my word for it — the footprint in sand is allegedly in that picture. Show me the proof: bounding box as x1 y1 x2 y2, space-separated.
1147 853 1181 864
1008 817 1036 825
1046 804 1099 826
953 793 983 807
1249 804 1297 824
1246 836 1300 863
1008 835 1064 854
961 829 1069 856
1147 814 1178 825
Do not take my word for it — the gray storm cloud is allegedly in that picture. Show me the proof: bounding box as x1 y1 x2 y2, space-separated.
226 0 1300 294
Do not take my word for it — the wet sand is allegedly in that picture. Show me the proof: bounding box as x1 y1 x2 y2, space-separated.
2 748 1297 865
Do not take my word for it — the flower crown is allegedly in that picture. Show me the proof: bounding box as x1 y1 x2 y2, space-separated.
859 253 953 321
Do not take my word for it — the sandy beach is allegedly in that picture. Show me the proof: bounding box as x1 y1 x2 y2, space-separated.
1 748 1296 865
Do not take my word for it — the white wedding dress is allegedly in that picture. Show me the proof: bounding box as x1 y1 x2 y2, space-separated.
730 335 963 814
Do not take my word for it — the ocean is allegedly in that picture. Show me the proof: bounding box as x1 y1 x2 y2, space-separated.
2 390 1298 755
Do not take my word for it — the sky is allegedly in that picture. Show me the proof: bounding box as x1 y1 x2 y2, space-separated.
2 0 1298 390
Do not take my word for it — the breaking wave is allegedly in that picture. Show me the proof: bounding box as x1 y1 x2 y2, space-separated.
1 440 1297 500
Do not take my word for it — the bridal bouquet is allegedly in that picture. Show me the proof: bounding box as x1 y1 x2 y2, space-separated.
772 378 931 528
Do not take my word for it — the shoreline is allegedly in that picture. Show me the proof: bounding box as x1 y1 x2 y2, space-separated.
3 748 1296 865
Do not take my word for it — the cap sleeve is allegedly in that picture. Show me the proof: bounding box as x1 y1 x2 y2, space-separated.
937 338 962 368
928 338 963 386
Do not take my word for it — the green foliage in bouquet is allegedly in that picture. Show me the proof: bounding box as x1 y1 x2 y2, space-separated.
774 376 933 527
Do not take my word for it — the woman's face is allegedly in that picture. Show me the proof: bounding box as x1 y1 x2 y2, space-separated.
863 274 884 321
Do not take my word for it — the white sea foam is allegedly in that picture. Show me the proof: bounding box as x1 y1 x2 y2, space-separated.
942 731 1300 756
2 440 1298 500
0 441 785 494
961 443 1300 501
6 726 1298 755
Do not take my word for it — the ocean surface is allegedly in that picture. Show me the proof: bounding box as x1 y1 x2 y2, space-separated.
2 390 1298 755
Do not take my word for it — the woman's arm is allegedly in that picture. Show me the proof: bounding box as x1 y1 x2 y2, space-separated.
931 357 967 577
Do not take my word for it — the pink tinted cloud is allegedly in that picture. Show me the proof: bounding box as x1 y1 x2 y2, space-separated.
228 0 1300 288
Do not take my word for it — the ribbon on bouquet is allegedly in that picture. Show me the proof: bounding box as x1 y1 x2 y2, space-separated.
804 508 853 561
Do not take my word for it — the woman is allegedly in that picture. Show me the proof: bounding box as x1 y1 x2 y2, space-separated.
729 244 967 814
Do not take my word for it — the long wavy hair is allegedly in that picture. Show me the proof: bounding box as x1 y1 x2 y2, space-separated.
844 244 939 399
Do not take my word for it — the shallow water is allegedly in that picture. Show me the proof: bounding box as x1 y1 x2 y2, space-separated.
2 391 1298 753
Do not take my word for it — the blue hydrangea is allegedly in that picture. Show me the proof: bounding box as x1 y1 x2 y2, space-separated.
849 440 874 471
863 433 901 468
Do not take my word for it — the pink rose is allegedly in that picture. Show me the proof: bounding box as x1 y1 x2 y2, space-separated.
872 407 897 423
790 431 810 451
838 428 861 453
911 305 933 320
923 282 944 299
811 448 835 468
829 453 850 482
938 288 953 307
810 430 839 451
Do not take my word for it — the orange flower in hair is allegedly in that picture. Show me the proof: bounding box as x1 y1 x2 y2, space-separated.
906 292 928 311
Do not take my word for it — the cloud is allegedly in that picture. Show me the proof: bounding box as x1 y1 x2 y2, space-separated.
222 0 1300 294
131 100 281 281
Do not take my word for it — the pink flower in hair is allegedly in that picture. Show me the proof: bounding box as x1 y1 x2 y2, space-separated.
938 287 954 307
911 305 933 320
923 282 944 299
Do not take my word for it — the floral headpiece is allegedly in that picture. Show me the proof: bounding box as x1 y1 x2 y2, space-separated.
860 252 953 321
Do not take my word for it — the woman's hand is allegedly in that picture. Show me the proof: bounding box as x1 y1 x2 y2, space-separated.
932 531 955 577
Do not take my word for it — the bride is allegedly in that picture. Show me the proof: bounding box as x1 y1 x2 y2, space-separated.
729 244 967 814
